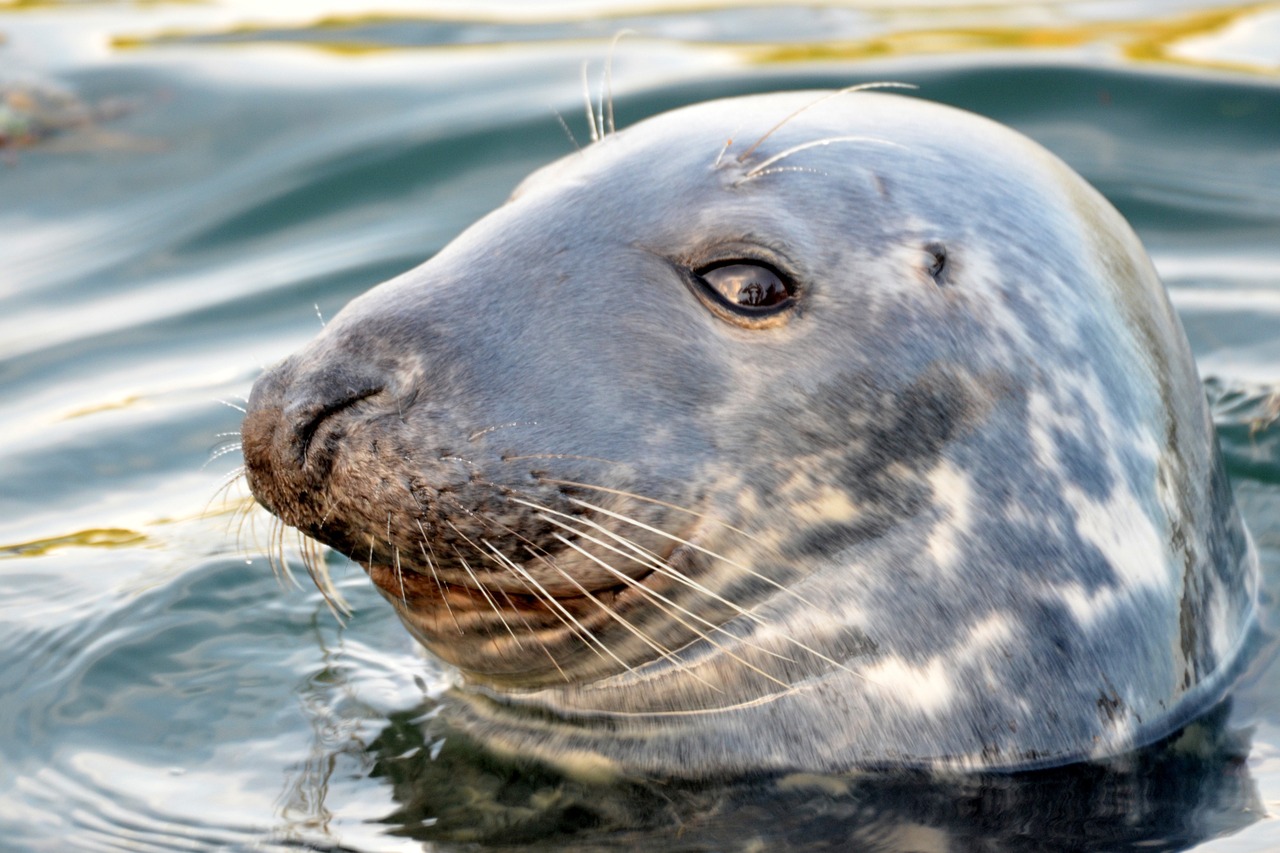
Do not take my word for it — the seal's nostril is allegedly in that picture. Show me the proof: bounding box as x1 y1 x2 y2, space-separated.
290 385 383 465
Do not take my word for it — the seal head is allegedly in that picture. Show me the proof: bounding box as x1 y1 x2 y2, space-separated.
242 91 1257 776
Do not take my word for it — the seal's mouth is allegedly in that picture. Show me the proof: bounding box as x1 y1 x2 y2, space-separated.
365 551 661 620
363 538 667 613
362 534 701 686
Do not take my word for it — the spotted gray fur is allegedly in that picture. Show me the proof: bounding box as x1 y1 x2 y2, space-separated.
241 91 1257 777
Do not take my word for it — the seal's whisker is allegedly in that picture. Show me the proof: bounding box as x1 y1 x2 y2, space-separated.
299 533 320 587
580 60 599 144
317 496 338 528
448 520 573 651
297 530 314 575
379 512 407 606
409 490 536 641
454 498 555 556
207 481 252 531
462 553 525 650
489 576 572 683
549 514 876 683
502 452 631 465
542 510 748 615
530 499 838 661
468 421 536 443
207 466 248 511
713 137 732 168
393 547 408 605
259 515 280 580
744 136 905 179
549 532 790 689
596 64 606 142
273 518 292 584
228 480 252 513
202 443 244 469
447 541 513 645
496 548 610 669
229 490 259 540
442 505 620 663
497 546 625 668
522 537 723 693
537 496 815 607
736 166 828 184
414 521 462 634
258 515 274 570
214 462 246 484
711 122 744 168
534 510 792 663
565 689 804 718
276 525 290 584
443 547 501 640
302 530 349 619
603 29 634 137
262 517 298 594
557 572 724 694
736 81 917 163
477 541 605 682
550 107 581 153
538 519 745 645
217 399 247 414
537 477 763 543
223 466 246 494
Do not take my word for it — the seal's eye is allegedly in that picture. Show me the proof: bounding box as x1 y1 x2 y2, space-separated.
695 262 795 314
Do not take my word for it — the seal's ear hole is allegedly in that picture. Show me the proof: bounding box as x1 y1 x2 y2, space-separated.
693 261 796 316
924 242 947 284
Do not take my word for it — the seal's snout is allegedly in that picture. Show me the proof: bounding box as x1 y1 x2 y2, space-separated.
241 357 384 523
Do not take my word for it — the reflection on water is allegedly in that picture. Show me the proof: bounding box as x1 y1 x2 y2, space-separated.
363 698 1262 850
1 1 1279 851
102 2 1280 77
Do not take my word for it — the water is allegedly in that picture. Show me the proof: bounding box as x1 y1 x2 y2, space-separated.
1 2 1278 850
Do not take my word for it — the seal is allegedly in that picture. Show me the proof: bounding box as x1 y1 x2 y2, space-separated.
240 89 1258 777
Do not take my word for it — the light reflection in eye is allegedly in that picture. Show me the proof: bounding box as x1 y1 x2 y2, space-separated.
699 263 792 311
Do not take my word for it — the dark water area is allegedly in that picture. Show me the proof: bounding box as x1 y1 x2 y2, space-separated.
1 2 1279 850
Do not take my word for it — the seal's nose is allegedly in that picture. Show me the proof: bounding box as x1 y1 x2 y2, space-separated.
241 357 383 518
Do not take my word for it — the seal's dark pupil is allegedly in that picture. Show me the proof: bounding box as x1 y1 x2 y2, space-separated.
701 263 790 310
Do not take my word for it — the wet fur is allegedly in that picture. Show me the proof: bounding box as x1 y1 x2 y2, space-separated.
241 91 1257 777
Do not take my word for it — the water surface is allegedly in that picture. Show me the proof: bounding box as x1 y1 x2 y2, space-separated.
2 2 1279 850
